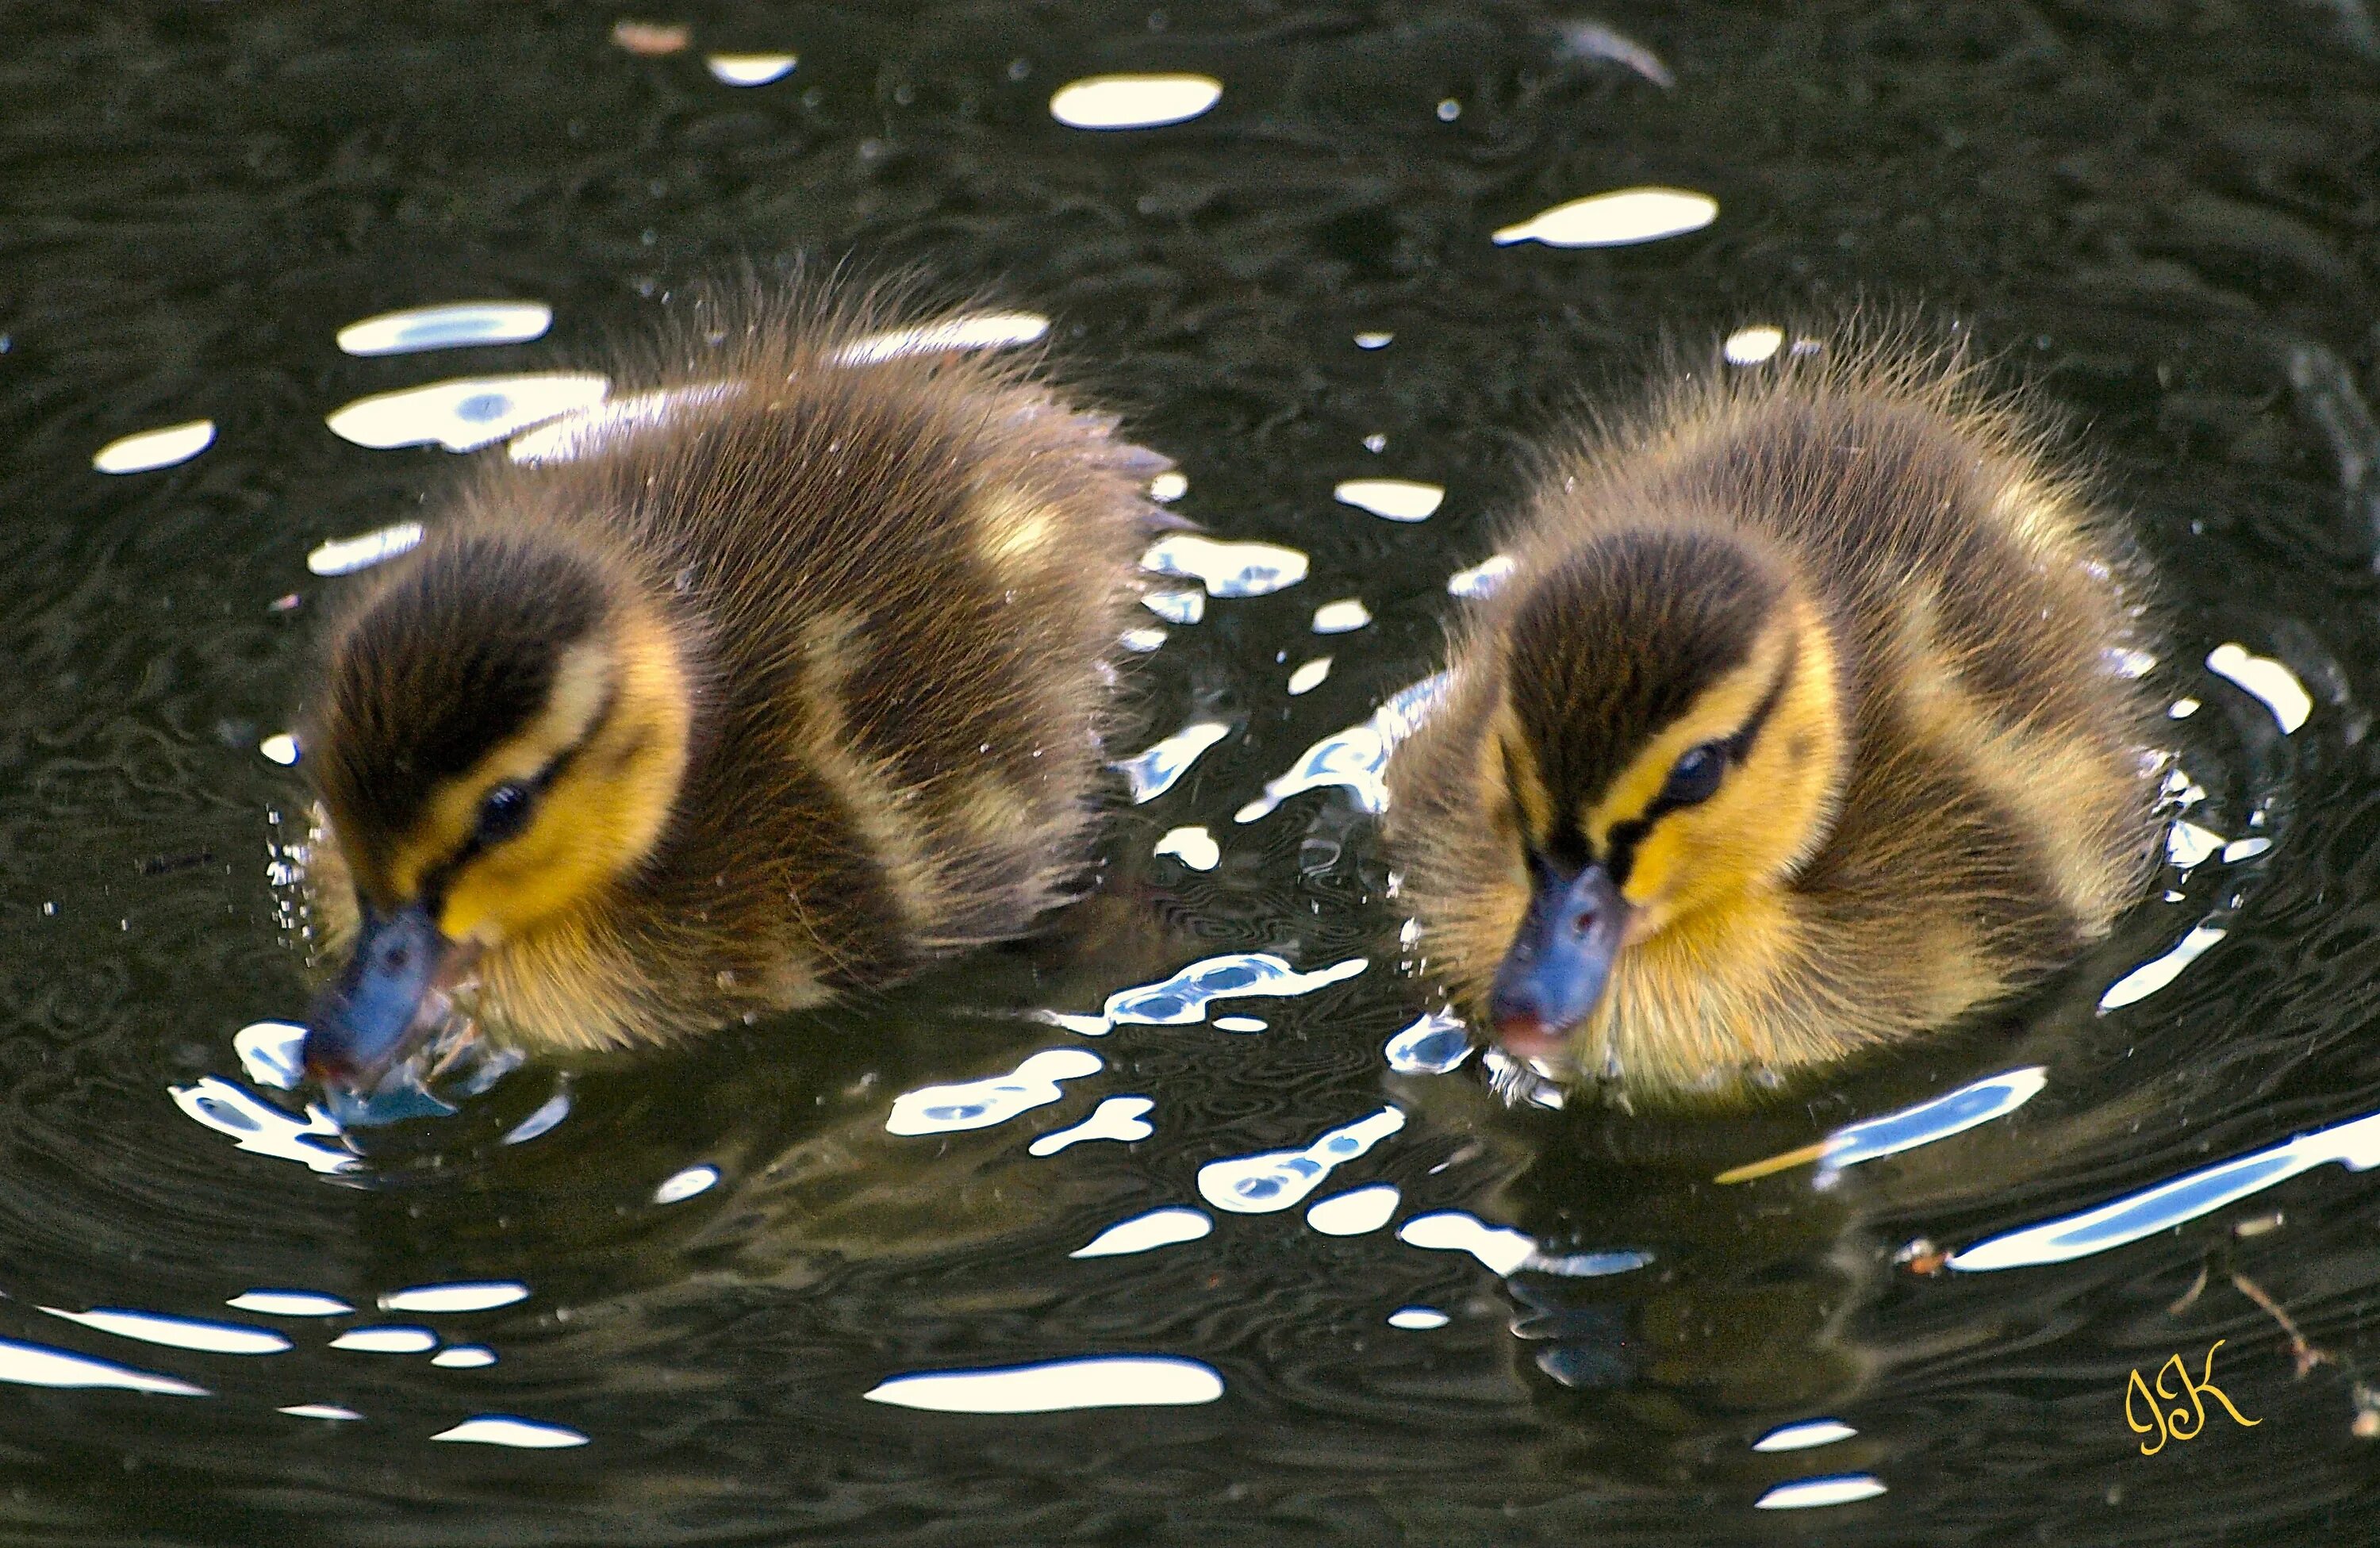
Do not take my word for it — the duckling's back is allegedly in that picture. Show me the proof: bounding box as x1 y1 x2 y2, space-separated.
1392 336 2164 1102
1530 346 2159 951
309 293 1165 1053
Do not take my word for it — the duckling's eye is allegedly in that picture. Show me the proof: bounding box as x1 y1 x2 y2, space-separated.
1658 743 1727 808
475 782 536 845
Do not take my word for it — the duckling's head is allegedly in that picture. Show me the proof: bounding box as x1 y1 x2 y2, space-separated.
301 528 693 1091
1477 524 1844 1071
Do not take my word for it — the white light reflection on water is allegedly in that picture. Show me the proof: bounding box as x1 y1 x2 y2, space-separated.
1031 1095 1155 1155
0 1338 205 1396
1714 1068 2047 1185
508 381 742 464
2167 820 2225 869
1048 75 1222 130
1212 1016 1265 1032
1754 1419 1858 1452
327 373 607 453
328 1327 438 1354
1070 1207 1211 1258
1948 1106 2380 1273
1333 478 1444 521
41 1308 290 1356
1354 331 1394 350
1141 533 1308 597
1142 588 1206 624
1387 1307 1449 1330
831 312 1050 365
258 732 299 766
704 52 797 86
228 1290 350 1317
432 1346 497 1369
1305 1183 1399 1236
1153 825 1219 870
653 1164 720 1203
885 1048 1103 1137
1491 186 1718 248
432 1415 589 1448
306 521 424 577
866 1355 1224 1413
1149 470 1188 502
92 419 214 474
2098 924 2227 1011
169 1077 356 1174
234 1021 306 1089
2205 643 2312 733
1311 598 1371 634
336 302 552 356
1111 720 1231 802
1287 657 1331 694
504 1086 573 1144
1447 553 1514 598
1197 1106 1404 1215
1095 951 1368 1028
1384 1008 1472 1074
378 1282 528 1315
1755 1475 1887 1510
1396 1211 1536 1275
1234 674 1447 823
1723 325 1785 365
279 1403 363 1420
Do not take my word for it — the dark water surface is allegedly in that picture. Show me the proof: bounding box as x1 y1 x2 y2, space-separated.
6 2 2380 1542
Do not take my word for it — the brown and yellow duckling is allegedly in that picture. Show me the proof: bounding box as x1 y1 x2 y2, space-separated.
1387 332 2164 1105
298 287 1165 1092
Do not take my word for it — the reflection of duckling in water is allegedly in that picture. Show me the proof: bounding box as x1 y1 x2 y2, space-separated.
1389 330 2163 1104
298 283 1168 1093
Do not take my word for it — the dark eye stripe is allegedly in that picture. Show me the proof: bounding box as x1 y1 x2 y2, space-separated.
1595 634 1802 885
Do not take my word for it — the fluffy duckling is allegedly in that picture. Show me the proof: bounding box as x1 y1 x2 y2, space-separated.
1387 332 2163 1105
298 286 1165 1092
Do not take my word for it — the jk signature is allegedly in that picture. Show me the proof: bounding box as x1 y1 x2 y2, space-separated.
2125 1339 2261 1455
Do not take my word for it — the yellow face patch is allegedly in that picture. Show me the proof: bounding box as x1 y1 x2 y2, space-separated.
1580 595 1844 939
378 607 693 948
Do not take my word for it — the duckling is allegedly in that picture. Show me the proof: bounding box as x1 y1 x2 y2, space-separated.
1386 331 2163 1105
297 283 1167 1093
